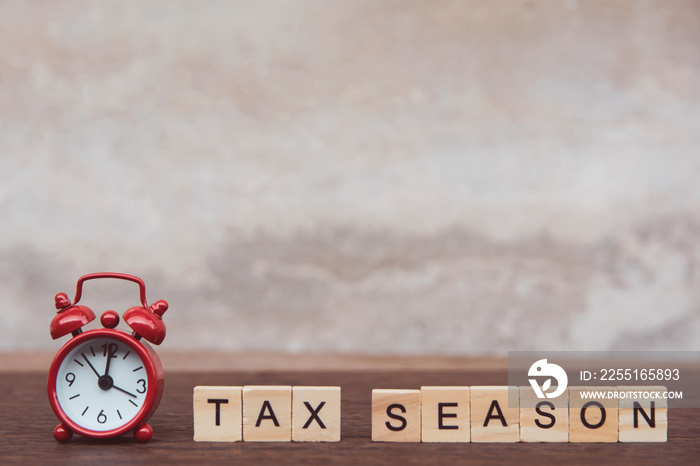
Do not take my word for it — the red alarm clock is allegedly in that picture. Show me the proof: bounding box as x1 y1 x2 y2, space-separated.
47 273 168 443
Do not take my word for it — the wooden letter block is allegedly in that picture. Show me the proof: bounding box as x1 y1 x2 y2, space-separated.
618 386 667 442
193 386 242 442
292 386 341 442
243 386 292 442
568 387 618 443
519 386 568 442
372 389 421 442
420 386 470 443
470 386 519 443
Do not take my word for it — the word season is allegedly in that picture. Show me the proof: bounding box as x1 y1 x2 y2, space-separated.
193 385 668 443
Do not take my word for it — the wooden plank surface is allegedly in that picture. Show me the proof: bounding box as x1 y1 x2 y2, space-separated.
2 369 699 465
0 352 509 372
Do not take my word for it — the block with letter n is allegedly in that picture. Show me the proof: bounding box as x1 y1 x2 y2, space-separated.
618 386 668 442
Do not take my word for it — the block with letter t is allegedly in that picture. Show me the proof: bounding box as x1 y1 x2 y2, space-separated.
193 386 243 442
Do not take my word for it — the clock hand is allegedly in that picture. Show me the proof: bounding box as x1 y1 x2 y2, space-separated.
103 343 118 377
82 353 101 378
111 384 137 398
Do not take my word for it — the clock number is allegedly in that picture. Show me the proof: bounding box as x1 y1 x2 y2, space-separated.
136 379 146 394
65 372 76 387
101 343 119 357
97 409 107 424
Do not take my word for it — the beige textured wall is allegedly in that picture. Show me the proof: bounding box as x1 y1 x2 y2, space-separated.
1 0 699 354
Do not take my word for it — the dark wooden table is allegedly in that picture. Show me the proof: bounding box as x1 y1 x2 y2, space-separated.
1 367 699 465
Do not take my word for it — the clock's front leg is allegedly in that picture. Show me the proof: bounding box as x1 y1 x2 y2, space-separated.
53 423 73 443
134 423 153 442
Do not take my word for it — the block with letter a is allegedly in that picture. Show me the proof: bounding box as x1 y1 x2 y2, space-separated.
470 386 519 442
243 385 292 442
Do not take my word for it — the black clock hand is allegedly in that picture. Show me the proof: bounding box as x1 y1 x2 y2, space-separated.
111 384 137 398
103 343 118 377
82 353 101 378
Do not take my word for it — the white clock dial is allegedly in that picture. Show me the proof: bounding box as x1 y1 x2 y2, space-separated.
55 337 148 432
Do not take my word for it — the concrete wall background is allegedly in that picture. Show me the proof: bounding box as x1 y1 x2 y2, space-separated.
1 0 699 354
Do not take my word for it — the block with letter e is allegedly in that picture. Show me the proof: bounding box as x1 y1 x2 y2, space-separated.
193 386 243 442
371 389 421 442
470 386 520 442
618 386 667 442
569 386 618 442
420 386 470 442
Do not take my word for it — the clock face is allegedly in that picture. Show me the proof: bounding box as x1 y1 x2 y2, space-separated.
54 336 149 432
